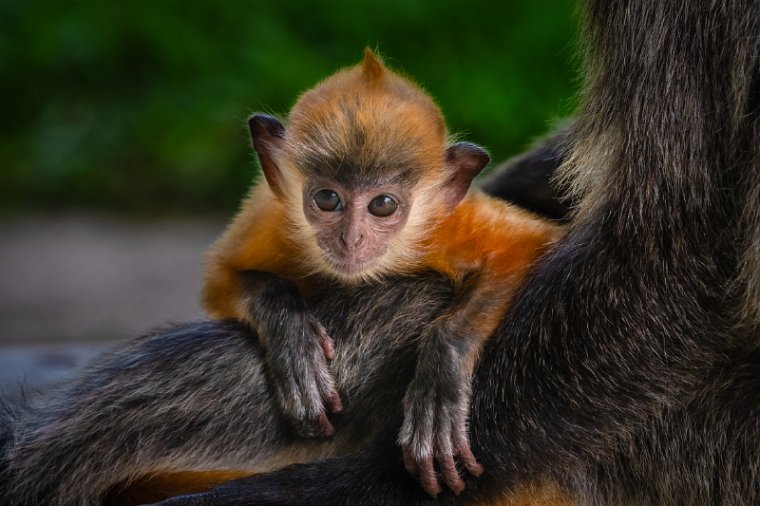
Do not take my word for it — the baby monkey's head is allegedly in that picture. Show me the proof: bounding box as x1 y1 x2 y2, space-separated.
249 49 489 282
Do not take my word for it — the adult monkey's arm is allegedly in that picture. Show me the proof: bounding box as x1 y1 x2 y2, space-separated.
479 123 572 223
155 0 760 504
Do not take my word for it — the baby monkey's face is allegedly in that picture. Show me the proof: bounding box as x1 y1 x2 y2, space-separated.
302 177 413 281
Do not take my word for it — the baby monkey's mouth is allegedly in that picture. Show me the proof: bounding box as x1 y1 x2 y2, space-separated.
325 254 373 275
315 231 391 280
319 247 383 281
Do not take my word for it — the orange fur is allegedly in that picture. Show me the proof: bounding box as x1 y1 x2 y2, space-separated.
109 471 571 506
106 470 255 506
468 484 575 506
203 185 313 320
425 189 563 339
427 191 561 278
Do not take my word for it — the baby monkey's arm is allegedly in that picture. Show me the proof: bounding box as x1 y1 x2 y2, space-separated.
400 195 563 497
203 196 341 438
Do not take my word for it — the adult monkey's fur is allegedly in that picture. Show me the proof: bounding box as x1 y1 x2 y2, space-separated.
0 276 460 505
2 1 760 506
152 0 760 504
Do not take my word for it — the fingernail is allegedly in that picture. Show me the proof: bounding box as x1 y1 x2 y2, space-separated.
318 412 335 437
324 338 335 359
331 393 343 412
426 485 441 499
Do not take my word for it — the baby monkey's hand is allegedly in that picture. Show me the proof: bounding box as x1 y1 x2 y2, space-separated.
242 270 342 438
398 327 483 498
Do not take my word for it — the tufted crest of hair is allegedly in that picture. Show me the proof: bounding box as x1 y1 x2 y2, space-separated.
283 49 447 188
276 49 455 280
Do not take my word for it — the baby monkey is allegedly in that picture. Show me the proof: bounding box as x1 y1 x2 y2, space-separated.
203 49 562 497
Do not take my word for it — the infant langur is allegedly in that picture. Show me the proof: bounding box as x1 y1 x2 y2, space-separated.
203 49 562 497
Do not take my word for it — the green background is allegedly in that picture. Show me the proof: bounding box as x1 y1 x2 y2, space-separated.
0 0 580 215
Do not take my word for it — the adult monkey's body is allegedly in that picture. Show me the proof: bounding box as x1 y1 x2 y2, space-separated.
0 275 569 506
0 276 442 504
154 0 760 505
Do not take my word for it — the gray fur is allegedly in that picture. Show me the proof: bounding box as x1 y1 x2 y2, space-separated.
0 274 452 505
481 0 760 503
480 121 572 222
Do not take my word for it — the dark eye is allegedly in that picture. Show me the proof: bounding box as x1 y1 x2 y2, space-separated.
313 189 343 211
368 194 398 217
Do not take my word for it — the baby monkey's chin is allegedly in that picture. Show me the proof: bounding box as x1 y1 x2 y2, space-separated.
324 255 385 284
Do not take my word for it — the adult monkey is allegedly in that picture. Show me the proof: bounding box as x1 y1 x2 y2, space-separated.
154 0 760 504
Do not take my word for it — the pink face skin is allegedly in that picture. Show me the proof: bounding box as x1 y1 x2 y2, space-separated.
302 178 413 277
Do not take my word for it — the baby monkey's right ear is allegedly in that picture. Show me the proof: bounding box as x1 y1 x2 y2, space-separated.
439 142 490 209
248 114 286 197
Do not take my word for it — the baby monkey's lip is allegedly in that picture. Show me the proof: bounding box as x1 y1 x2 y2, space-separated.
330 258 371 274
323 253 375 277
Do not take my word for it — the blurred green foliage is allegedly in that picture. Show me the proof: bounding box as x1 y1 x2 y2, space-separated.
0 0 580 215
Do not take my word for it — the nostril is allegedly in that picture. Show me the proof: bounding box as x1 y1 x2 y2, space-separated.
341 230 363 249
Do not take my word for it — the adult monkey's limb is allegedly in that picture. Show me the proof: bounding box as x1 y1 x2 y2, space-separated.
0 275 455 505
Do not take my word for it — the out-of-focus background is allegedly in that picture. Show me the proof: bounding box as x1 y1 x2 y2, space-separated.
0 0 580 393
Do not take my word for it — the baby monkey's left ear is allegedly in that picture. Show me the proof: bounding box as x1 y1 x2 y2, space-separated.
440 142 490 207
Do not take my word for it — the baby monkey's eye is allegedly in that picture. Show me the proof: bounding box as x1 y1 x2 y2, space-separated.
314 190 343 211
368 194 398 217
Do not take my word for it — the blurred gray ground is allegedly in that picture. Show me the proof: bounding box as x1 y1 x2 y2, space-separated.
0 214 222 396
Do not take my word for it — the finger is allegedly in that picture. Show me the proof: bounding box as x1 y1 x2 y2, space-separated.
454 425 484 476
402 445 417 476
438 451 465 495
314 363 343 413
435 418 465 494
418 455 441 498
293 361 334 438
324 388 343 413
316 411 335 438
274 371 311 434
293 410 334 439
317 323 335 360
457 443 484 477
